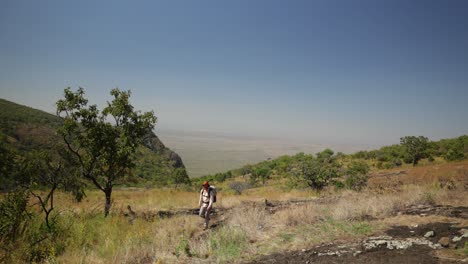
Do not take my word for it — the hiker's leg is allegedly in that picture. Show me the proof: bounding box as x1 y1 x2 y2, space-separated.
199 206 206 219
204 207 211 228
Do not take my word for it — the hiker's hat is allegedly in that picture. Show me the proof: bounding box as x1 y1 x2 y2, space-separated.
202 181 210 187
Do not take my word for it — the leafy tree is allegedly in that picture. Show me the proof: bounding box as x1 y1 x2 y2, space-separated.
444 149 464 161
297 151 340 190
251 167 271 185
344 161 369 191
316 148 334 162
56 88 156 216
400 136 429 166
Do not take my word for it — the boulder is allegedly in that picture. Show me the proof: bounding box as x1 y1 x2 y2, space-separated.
438 237 450 247
424 231 434 237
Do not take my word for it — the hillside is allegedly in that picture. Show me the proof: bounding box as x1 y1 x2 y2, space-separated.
0 98 187 187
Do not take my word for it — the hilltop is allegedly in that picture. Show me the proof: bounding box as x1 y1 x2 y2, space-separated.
0 98 187 187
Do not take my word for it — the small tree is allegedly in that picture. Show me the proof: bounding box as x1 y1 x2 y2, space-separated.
56 88 156 216
252 167 271 185
297 151 340 190
344 160 369 191
23 147 83 230
171 168 191 188
400 136 429 166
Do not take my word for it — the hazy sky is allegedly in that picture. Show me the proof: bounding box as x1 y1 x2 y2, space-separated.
1 0 467 146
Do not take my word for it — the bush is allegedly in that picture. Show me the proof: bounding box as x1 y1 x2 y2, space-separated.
0 190 30 246
344 161 369 191
393 158 403 167
0 190 69 263
444 149 464 161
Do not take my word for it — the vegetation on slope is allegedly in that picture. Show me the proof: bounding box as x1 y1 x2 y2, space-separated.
195 135 468 192
0 97 188 188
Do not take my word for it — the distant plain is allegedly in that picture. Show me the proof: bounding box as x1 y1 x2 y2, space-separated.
158 129 375 177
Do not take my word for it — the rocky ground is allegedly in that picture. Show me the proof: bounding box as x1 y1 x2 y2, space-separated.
247 205 468 264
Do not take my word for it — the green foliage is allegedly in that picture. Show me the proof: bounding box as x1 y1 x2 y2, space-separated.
295 150 340 190
0 99 62 136
175 235 191 257
444 148 464 161
56 88 157 216
0 134 19 190
0 189 70 263
250 166 271 185
344 161 369 191
0 189 30 246
171 168 191 187
400 136 429 166
0 97 186 188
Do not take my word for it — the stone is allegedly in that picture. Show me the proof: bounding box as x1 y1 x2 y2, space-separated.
438 237 450 247
459 229 468 237
424 231 434 237
452 236 461 242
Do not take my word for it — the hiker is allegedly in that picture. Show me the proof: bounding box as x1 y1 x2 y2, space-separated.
199 181 215 229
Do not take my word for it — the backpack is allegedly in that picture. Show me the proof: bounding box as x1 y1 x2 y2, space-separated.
208 186 217 203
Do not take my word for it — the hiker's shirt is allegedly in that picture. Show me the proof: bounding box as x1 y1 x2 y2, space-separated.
200 189 214 208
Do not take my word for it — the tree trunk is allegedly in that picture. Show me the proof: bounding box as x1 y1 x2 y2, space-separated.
104 187 112 217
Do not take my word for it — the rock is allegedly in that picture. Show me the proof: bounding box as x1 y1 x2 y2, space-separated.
452 236 461 242
353 251 362 257
438 237 450 247
424 231 434 237
459 229 468 237
301 249 306 252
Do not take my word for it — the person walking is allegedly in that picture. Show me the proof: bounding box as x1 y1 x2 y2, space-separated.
199 181 215 230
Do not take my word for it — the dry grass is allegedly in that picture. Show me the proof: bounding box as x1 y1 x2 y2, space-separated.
331 185 427 221
15 160 467 263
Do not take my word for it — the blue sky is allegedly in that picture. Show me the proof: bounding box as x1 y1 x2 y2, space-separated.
1 0 467 146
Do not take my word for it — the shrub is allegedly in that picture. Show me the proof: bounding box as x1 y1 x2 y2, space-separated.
344 161 369 191
444 149 464 161
0 190 30 246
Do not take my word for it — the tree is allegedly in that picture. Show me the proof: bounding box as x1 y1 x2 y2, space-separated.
171 168 191 187
56 88 156 216
23 147 83 230
251 167 271 185
344 161 369 191
400 136 429 166
297 151 340 190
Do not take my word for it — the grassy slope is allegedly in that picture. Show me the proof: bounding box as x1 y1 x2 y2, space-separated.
43 159 467 263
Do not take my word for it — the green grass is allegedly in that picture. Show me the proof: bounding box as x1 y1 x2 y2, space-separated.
209 226 248 260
